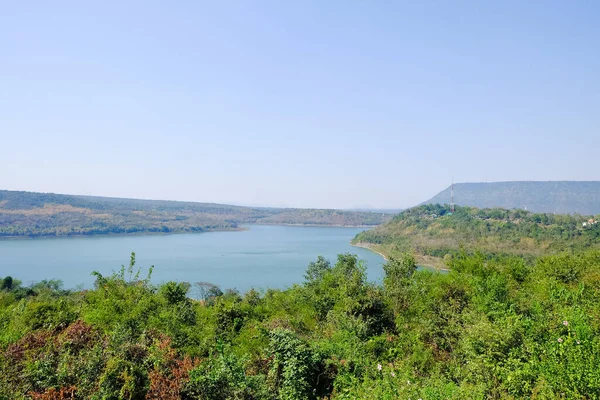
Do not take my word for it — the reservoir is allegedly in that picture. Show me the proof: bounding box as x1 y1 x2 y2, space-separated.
0 225 384 293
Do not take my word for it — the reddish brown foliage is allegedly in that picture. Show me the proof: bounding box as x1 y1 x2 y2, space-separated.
145 336 199 400
3 322 99 394
4 320 94 364
4 330 53 362
246 355 272 376
57 320 96 352
29 386 76 400
146 356 196 399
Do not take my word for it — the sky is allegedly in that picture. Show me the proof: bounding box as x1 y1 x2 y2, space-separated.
1 1 598 209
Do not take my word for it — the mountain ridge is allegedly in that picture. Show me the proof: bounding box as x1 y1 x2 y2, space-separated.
421 180 600 215
0 190 392 238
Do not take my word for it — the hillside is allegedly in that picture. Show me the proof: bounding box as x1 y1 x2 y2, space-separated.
0 190 392 238
422 181 600 214
353 203 600 268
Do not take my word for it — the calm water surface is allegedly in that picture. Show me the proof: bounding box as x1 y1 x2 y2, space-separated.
0 225 384 293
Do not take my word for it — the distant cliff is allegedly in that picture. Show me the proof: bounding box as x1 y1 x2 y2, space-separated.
422 181 600 215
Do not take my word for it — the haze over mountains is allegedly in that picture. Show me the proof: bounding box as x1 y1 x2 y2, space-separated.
2 181 600 238
422 181 600 215
0 190 392 238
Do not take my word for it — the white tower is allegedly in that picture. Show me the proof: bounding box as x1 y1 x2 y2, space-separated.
450 181 455 213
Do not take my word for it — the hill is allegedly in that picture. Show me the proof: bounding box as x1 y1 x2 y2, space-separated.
422 181 600 214
0 190 392 238
353 203 600 268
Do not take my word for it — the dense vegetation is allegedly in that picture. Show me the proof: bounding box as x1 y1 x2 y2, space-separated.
423 181 600 215
353 204 600 268
1 249 600 399
0 190 391 238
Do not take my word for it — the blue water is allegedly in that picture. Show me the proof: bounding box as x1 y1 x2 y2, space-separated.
0 225 385 293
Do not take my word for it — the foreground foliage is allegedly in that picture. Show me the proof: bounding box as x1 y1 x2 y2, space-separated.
1 250 600 399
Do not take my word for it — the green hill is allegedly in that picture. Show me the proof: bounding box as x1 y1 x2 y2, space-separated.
0 190 392 238
353 203 600 268
423 181 600 215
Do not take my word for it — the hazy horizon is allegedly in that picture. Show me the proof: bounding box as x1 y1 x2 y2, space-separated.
2 1 598 209
4 179 600 211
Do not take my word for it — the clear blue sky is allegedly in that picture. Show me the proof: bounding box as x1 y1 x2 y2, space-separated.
1 1 598 209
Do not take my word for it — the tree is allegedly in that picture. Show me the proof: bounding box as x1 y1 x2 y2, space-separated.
160 281 190 304
194 281 223 303
268 328 319 400
383 252 417 314
32 279 63 292
304 256 331 286
1 276 13 291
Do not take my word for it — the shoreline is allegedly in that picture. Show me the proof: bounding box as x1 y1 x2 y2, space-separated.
351 242 450 272
351 242 389 261
0 227 246 241
254 223 378 229
0 223 374 241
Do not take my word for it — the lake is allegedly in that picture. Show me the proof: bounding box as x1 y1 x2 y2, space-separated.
0 225 385 293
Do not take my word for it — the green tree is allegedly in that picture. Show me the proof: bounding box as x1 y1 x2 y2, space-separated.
383 252 417 314
1 276 13 291
159 281 190 304
268 328 319 400
304 256 331 287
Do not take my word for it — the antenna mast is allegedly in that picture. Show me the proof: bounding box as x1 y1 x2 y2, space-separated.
450 180 455 213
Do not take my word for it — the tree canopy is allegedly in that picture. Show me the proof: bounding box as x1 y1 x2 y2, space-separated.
1 248 600 398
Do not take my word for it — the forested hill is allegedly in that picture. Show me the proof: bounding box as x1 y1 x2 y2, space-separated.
0 190 392 238
353 204 600 267
422 181 600 214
